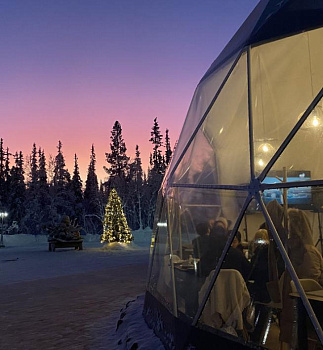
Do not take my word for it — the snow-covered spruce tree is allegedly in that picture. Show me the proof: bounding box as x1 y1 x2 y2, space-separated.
84 145 99 208
104 121 129 199
69 154 83 223
36 148 52 232
126 145 143 230
38 148 48 189
51 140 73 218
29 143 38 190
0 139 9 207
101 188 133 243
84 145 102 235
164 128 172 168
70 154 83 202
104 121 131 229
8 151 25 229
23 145 51 235
104 121 129 179
143 117 166 228
53 140 71 187
149 117 165 174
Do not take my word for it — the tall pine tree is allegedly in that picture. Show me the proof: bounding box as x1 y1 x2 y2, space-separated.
38 148 48 188
69 154 83 223
164 129 172 167
145 118 167 228
0 139 6 207
8 151 25 229
51 141 72 217
127 145 143 230
29 143 38 189
104 121 129 180
84 145 102 234
53 140 70 187
149 117 164 174
84 145 99 207
104 121 130 213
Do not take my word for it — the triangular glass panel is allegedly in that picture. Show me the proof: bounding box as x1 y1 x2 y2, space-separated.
147 197 174 314
171 52 250 186
167 187 248 319
169 52 240 182
259 189 323 348
251 28 323 177
260 96 323 185
197 198 289 349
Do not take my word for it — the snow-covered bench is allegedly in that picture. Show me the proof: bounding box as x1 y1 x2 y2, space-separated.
48 239 83 252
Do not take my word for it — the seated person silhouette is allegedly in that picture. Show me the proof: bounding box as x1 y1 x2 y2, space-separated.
198 226 251 281
231 230 244 254
209 216 229 237
280 208 323 348
192 222 211 261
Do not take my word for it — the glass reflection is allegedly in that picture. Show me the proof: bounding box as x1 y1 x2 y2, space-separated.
264 192 323 350
150 188 323 348
198 200 286 349
168 188 247 319
147 201 174 313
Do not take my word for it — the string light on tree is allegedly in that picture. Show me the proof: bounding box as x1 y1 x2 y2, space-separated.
101 188 133 243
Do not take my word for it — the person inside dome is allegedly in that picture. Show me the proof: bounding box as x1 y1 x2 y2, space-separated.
280 208 323 348
231 230 244 254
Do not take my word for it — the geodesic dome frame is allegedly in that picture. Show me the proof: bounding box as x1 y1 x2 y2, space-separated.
144 1 323 349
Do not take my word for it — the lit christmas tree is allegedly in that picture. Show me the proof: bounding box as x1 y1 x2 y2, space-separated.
101 188 133 243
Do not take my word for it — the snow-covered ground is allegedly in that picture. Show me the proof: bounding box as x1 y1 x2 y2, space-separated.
0 229 165 349
0 230 152 284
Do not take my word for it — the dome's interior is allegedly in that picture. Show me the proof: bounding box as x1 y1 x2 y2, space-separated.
145 25 323 350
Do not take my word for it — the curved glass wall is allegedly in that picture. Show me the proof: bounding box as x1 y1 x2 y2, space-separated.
146 25 323 349
172 52 250 186
251 28 323 176
168 188 248 319
168 52 240 184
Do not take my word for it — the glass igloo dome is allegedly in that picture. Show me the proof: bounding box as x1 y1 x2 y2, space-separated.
144 1 323 349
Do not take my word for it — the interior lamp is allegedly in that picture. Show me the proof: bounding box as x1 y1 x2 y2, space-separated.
301 33 323 130
255 139 276 171
301 103 323 130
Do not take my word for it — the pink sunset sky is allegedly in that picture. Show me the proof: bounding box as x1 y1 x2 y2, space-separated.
0 0 258 182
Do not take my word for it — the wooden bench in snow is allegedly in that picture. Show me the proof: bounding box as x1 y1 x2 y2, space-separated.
48 239 83 252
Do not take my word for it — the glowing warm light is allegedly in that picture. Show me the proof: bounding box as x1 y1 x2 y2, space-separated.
258 142 274 154
255 141 275 170
258 159 264 167
299 105 323 130
262 144 269 152
312 116 319 127
219 127 224 134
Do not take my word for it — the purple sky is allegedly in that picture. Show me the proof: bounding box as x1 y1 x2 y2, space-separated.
0 0 259 181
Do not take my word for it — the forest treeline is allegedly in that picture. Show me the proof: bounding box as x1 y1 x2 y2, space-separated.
0 118 172 235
